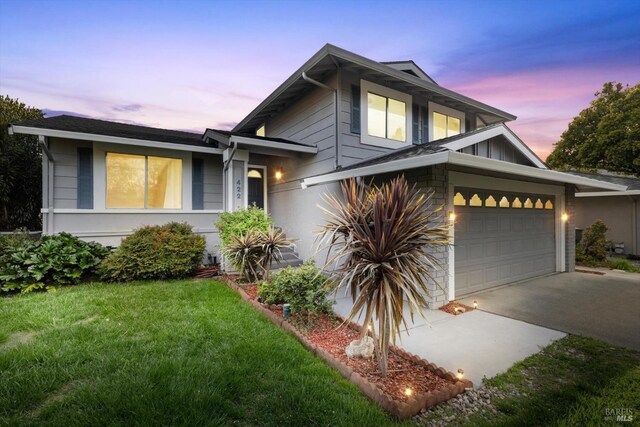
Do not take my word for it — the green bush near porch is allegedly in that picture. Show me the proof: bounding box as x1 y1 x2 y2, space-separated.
99 222 205 282
215 206 272 248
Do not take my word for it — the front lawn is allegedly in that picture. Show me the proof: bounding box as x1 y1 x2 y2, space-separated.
0 280 393 426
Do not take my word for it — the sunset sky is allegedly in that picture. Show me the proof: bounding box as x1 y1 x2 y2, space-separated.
1 0 638 159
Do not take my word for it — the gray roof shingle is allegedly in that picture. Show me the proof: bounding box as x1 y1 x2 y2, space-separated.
565 171 640 190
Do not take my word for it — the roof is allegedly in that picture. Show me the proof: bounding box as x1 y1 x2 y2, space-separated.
381 60 437 84
12 115 207 147
205 128 315 148
334 123 543 173
565 171 640 190
232 43 516 134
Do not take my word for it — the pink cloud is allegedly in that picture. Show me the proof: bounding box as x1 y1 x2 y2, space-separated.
447 65 639 160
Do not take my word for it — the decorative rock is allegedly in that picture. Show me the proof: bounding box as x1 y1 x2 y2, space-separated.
345 336 374 358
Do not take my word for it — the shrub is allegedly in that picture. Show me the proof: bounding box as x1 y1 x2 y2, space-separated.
606 259 640 273
0 232 109 293
0 228 35 255
577 220 609 262
99 222 205 282
223 226 293 282
215 206 272 248
258 261 333 314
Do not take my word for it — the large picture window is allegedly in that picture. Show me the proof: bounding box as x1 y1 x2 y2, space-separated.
106 153 182 209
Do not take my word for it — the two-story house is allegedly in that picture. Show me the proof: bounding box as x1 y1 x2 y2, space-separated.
10 44 625 307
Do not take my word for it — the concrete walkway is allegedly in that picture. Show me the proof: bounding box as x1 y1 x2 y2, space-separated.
332 296 565 387
459 270 640 351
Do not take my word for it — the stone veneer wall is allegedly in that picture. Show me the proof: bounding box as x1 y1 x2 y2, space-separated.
398 165 450 309
565 184 576 272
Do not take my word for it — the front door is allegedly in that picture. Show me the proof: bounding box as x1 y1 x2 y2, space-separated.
247 167 265 210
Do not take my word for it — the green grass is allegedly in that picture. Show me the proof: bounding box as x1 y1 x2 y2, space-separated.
464 336 640 426
0 280 394 426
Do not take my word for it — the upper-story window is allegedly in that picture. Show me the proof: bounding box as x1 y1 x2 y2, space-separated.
367 92 406 142
106 152 182 209
256 124 265 137
428 102 465 142
433 112 460 140
360 80 412 149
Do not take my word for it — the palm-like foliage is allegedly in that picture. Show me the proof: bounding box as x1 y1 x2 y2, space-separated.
259 226 293 280
223 232 263 282
317 176 451 376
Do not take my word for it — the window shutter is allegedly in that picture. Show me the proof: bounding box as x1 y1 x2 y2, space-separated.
350 85 361 134
421 107 429 144
192 158 204 210
412 104 419 144
77 147 93 209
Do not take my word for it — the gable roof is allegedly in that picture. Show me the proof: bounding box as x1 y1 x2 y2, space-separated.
381 60 437 84
11 115 206 147
232 44 516 134
205 129 315 148
333 124 546 174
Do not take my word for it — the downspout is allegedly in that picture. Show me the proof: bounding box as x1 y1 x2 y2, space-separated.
302 66 341 170
38 136 55 235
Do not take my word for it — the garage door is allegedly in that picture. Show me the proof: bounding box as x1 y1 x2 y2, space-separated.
454 188 556 297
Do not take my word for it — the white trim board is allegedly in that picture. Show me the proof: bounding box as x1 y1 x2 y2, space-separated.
248 164 269 213
229 135 318 154
576 190 640 197
10 125 224 155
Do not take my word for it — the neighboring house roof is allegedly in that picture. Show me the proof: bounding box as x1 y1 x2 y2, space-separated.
567 171 640 197
11 115 207 147
232 43 516 134
566 171 640 190
381 60 437 84
334 123 546 173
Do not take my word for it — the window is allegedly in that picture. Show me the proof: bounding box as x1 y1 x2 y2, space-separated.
512 197 522 208
535 199 544 209
106 153 182 209
360 80 412 148
524 198 533 209
454 192 466 206
367 92 406 141
545 200 554 209
499 196 510 208
469 194 482 207
433 112 461 140
485 195 497 207
256 124 265 137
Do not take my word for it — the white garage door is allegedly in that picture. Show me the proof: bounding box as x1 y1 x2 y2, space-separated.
454 188 556 297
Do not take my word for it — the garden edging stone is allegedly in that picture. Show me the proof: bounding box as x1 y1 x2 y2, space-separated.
222 276 472 419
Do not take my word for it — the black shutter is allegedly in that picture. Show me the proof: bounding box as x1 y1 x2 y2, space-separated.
192 158 204 210
421 107 429 144
77 147 93 209
350 85 361 134
412 104 420 144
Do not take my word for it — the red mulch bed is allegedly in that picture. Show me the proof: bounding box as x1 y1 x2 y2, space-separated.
439 301 475 316
240 283 450 402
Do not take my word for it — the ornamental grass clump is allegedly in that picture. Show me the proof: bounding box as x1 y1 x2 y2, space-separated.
317 176 451 376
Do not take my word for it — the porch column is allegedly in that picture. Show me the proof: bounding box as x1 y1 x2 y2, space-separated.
223 148 249 211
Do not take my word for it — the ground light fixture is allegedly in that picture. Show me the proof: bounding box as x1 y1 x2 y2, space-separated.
283 303 291 319
456 369 464 380
404 387 413 397
473 300 478 309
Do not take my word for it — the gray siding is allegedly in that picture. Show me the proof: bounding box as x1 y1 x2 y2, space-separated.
460 136 533 166
49 138 91 209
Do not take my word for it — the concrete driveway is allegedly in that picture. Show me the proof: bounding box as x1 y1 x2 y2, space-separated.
459 270 640 351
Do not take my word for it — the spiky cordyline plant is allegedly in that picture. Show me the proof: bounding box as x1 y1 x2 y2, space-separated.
317 176 451 376
223 232 263 282
259 226 293 280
